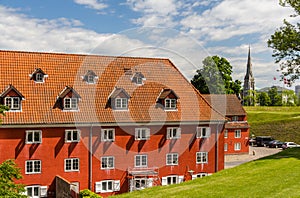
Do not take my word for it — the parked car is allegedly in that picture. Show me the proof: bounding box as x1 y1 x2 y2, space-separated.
266 140 284 148
255 136 274 147
282 142 300 150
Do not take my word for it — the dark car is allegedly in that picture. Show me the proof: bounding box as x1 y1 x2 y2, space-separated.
266 140 284 148
255 136 274 147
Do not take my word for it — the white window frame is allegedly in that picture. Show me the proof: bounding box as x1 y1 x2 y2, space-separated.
196 127 211 138
36 73 44 83
166 153 178 165
166 127 181 139
192 173 208 180
161 175 184 186
224 143 228 151
224 129 228 138
135 128 150 140
95 180 120 193
134 155 148 168
234 129 241 138
25 160 41 174
64 97 78 110
5 97 20 111
165 98 177 109
65 129 80 143
87 75 95 84
115 98 128 109
64 158 79 172
25 130 42 144
101 156 115 169
232 116 239 121
234 142 241 151
101 129 115 142
196 152 208 164
25 185 47 198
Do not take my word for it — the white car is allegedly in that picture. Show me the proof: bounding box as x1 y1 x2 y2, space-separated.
282 142 300 150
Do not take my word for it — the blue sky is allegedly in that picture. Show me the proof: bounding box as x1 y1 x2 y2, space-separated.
0 0 297 90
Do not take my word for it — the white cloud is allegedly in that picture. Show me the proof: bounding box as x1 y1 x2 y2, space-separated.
73 0 108 10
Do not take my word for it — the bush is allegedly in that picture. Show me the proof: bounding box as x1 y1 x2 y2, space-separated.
80 189 102 198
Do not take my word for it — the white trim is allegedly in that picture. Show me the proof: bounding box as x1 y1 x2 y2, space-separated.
101 128 115 142
135 128 150 140
25 160 41 174
166 127 181 139
134 154 148 167
101 156 115 169
65 129 80 143
64 158 80 172
166 153 179 165
196 127 211 138
196 152 208 164
25 130 42 144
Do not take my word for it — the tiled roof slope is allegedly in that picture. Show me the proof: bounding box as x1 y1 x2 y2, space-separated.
0 50 224 125
202 94 246 116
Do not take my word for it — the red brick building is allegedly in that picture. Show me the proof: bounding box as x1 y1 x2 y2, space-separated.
203 95 250 154
0 50 226 197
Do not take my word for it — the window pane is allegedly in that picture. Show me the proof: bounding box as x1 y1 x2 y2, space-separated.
108 181 113 190
73 131 78 140
33 187 39 196
27 132 33 142
34 132 40 142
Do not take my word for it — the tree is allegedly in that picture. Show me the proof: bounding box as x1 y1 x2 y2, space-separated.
0 105 8 123
80 189 102 198
191 56 242 95
257 92 271 106
267 0 300 85
268 87 282 106
0 159 26 197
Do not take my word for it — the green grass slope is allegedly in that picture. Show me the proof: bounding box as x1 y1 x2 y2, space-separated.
113 148 300 198
244 106 300 143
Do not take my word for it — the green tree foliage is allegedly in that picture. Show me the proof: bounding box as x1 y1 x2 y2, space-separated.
80 189 102 198
268 87 282 106
191 56 241 94
0 105 8 123
268 0 300 84
257 92 271 106
0 159 26 197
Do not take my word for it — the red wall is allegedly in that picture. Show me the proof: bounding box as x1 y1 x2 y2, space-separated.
224 128 249 154
0 123 224 197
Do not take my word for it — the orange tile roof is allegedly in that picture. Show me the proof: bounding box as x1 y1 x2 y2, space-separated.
0 50 225 126
202 94 247 116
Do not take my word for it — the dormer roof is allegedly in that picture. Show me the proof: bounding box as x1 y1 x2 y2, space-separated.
57 86 81 99
0 84 25 99
157 88 179 100
108 87 130 99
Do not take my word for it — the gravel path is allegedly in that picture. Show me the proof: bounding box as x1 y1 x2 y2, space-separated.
225 146 282 169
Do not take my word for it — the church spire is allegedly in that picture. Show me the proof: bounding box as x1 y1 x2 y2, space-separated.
243 45 255 105
245 45 253 78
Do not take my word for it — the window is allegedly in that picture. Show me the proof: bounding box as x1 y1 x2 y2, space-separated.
224 130 228 138
167 127 181 139
5 97 20 110
192 173 208 180
101 156 114 169
95 180 120 193
135 128 150 140
232 116 239 121
161 175 184 186
136 77 143 85
101 129 115 142
115 98 128 109
87 75 95 84
234 143 241 151
166 153 178 165
165 99 176 109
26 130 42 144
36 73 44 82
64 158 79 172
196 152 208 164
64 98 78 110
65 130 80 142
224 143 228 151
196 127 211 138
25 160 41 174
25 185 47 198
131 178 153 191
234 129 241 138
135 155 147 167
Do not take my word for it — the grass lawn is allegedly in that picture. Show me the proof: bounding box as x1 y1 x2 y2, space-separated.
244 106 300 143
112 148 300 198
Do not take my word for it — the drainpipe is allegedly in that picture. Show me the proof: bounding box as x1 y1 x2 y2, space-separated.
89 124 93 190
215 121 221 172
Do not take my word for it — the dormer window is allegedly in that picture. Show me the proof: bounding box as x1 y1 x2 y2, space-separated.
156 88 179 110
53 86 81 111
82 70 98 84
107 87 130 110
64 97 78 110
0 84 25 111
30 68 47 83
131 72 145 85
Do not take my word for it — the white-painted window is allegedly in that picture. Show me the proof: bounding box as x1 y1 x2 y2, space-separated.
5 97 20 110
101 156 114 169
161 175 184 186
196 152 208 164
65 129 80 143
64 158 79 172
135 155 147 167
234 129 241 138
166 153 178 165
101 129 115 142
95 180 120 193
224 143 228 151
135 128 150 140
25 160 41 174
165 99 177 109
167 127 181 139
234 142 241 151
115 98 128 109
64 98 78 110
196 127 211 138
25 185 47 197
192 173 208 180
26 130 42 144
224 130 228 138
